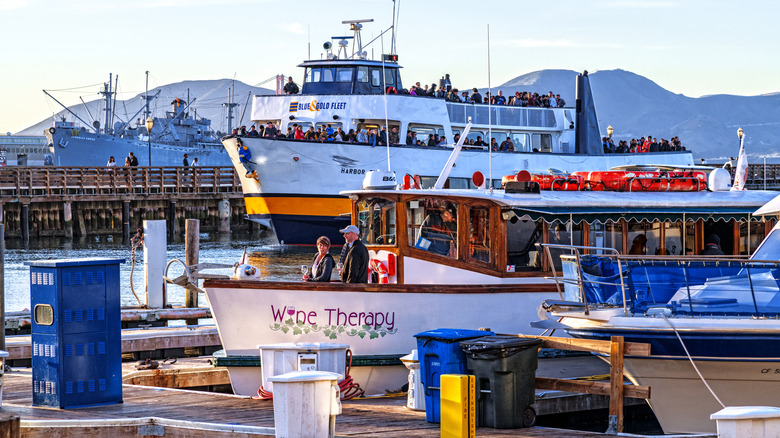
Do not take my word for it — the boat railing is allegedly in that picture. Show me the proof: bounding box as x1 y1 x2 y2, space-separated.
446 102 559 128
543 244 780 318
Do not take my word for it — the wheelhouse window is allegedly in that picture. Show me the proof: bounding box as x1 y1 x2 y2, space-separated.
357 197 396 245
336 68 353 82
468 205 491 264
408 198 458 258
532 133 552 152
321 68 335 82
357 67 368 83
384 69 396 89
506 215 543 271
306 68 322 83
370 69 381 87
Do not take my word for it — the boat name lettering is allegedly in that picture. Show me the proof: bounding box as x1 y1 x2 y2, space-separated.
341 168 366 175
760 368 780 374
270 305 394 330
292 101 348 112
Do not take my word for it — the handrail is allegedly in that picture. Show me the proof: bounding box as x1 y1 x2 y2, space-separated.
0 166 240 198
543 243 780 318
626 175 704 192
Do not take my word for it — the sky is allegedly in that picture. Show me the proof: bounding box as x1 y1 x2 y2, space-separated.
1 0 778 134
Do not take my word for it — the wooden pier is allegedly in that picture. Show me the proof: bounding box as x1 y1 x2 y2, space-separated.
0 166 250 240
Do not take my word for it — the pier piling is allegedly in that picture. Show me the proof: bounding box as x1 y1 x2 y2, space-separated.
185 219 199 325
122 201 130 243
20 203 29 242
218 198 230 234
144 220 167 308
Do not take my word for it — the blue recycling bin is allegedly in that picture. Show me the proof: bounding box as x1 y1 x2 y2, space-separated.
414 328 494 423
26 258 124 408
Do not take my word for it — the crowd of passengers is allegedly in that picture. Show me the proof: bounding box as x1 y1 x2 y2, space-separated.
603 136 685 153
232 123 521 150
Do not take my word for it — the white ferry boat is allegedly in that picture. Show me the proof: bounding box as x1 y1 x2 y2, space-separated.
203 167 776 398
221 20 694 245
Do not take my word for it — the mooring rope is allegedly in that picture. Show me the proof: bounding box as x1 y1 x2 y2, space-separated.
662 314 726 408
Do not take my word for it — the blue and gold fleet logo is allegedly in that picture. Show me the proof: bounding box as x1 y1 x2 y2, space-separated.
289 100 347 112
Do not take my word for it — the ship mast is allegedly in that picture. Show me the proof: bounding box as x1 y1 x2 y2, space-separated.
98 73 115 134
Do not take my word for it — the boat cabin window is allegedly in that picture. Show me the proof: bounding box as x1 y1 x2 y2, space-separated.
408 198 458 258
336 68 353 82
370 69 381 87
532 133 553 152
468 205 492 264
322 68 335 82
627 221 661 255
306 68 321 83
740 221 768 256
506 215 543 271
315 122 342 133
663 221 684 255
548 220 582 270
588 221 624 255
357 67 368 83
357 197 396 246
384 69 396 89
510 132 531 152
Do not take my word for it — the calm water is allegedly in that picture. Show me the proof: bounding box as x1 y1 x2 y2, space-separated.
1 230 322 313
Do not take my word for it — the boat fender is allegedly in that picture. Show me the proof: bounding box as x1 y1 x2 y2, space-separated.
370 259 389 284
49 127 56 134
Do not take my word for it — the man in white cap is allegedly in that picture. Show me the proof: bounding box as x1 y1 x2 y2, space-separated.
339 225 369 283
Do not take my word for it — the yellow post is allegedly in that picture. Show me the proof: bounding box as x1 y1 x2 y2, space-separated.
440 374 475 438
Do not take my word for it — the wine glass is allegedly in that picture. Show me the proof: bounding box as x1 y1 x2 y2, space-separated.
300 265 308 274
336 262 344 271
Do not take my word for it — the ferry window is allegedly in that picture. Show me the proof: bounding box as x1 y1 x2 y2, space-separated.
469 206 491 264
370 69 381 87
408 198 458 259
589 221 623 254
506 215 543 271
322 68 335 82
308 68 322 83
336 68 353 82
357 67 368 83
409 125 444 146
315 122 342 133
489 131 508 145
465 130 485 147
511 133 531 153
357 197 396 245
532 134 552 152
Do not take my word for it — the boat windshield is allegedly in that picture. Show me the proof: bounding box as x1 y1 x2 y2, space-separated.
357 197 396 245
751 226 780 261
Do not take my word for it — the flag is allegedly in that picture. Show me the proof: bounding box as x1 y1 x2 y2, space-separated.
731 133 748 191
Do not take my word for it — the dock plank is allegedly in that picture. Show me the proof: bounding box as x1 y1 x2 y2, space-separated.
0 368 645 437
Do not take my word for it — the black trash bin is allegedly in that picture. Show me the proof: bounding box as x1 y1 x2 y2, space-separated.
460 335 543 428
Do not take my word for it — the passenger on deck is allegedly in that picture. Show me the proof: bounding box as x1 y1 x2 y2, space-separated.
128 152 138 166
304 236 334 282
419 204 457 257
357 129 368 144
247 125 260 137
339 225 369 283
107 156 117 167
470 88 482 104
406 131 415 145
700 234 725 255
283 76 299 95
629 235 648 255
389 127 399 145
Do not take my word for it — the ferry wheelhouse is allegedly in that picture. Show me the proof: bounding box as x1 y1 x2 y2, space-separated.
221 20 694 245
203 170 776 397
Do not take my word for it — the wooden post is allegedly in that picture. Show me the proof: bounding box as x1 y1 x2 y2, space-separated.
607 335 625 434
144 220 167 309
20 202 29 242
218 198 230 233
168 201 177 239
122 200 130 243
63 201 73 238
184 219 199 325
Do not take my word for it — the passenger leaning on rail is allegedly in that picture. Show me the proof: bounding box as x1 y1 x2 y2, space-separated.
304 236 334 282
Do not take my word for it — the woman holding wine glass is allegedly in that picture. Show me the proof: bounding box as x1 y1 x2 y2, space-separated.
303 236 334 282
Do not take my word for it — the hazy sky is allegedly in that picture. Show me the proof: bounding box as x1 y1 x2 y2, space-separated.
1 0 778 134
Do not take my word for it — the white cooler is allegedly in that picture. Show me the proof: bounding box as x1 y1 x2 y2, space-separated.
257 342 349 393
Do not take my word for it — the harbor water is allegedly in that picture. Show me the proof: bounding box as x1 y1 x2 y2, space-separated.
2 230 319 313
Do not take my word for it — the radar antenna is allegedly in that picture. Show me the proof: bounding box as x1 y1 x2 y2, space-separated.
341 19 374 59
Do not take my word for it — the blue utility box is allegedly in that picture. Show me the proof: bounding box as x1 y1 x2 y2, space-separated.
26 258 124 408
414 328 494 423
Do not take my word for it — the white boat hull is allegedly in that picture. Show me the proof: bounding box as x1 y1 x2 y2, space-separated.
205 281 553 395
624 356 780 434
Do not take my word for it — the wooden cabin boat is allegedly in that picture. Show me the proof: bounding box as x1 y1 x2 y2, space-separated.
203 171 777 397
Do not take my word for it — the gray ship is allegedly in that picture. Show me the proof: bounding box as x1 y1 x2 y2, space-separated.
43 74 232 167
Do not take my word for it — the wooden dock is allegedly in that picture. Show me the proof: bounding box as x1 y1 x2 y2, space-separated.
0 166 251 240
1 366 689 437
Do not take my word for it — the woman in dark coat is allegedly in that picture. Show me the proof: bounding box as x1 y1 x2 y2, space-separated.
305 236 334 282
